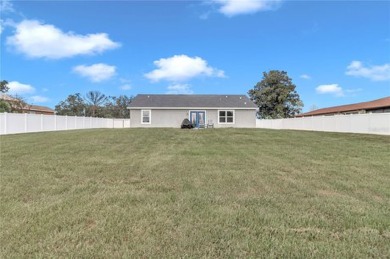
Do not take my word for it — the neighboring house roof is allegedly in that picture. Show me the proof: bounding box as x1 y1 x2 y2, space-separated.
28 105 55 114
128 94 257 109
297 96 390 117
0 94 55 114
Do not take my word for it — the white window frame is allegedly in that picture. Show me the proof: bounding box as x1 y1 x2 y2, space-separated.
141 109 151 124
218 110 235 124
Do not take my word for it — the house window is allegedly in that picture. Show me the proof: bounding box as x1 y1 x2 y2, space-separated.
218 110 234 124
141 110 151 124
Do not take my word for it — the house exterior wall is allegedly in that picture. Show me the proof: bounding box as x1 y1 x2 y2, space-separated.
235 109 257 128
130 109 187 128
130 109 256 128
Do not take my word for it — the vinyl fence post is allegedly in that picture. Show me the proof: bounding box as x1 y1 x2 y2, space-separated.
4 112 7 135
54 114 57 131
65 115 68 130
24 113 28 133
41 114 44 131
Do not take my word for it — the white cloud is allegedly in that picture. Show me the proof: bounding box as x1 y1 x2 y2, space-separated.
0 18 15 35
346 61 390 81
120 84 131 90
73 63 116 82
8 81 35 94
300 74 311 80
316 84 344 97
7 20 120 59
166 84 194 94
211 0 282 17
0 0 14 13
30 95 49 103
145 55 225 82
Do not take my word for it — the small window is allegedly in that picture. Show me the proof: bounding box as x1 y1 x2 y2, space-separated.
219 110 234 124
141 110 151 124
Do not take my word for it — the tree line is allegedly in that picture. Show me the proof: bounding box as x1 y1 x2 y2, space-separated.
1 81 133 118
68 70 303 119
2 70 304 119
55 91 133 118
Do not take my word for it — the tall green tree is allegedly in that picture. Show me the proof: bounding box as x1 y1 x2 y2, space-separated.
55 93 86 116
115 95 133 118
248 70 303 119
85 91 107 117
0 101 10 113
1 80 9 93
0 80 11 112
103 95 132 118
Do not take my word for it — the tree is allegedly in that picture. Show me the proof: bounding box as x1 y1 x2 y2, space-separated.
55 93 86 116
85 91 107 117
103 95 133 118
0 100 11 112
248 70 303 119
1 80 9 93
115 95 133 118
0 80 10 112
0 80 31 113
9 94 30 113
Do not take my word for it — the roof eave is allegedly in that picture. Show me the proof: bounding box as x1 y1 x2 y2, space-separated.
127 107 257 110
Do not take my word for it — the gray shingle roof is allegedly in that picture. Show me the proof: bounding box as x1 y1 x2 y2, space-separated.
128 94 257 109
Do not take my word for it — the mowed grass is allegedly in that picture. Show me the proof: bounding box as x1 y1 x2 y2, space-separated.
1 128 389 258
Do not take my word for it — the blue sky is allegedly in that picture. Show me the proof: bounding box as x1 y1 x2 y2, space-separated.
1 0 389 111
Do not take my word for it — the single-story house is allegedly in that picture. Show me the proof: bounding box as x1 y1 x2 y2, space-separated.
297 96 390 117
127 94 258 128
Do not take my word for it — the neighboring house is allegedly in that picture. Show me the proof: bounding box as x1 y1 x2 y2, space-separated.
0 94 55 115
127 94 257 128
23 104 55 115
297 96 390 117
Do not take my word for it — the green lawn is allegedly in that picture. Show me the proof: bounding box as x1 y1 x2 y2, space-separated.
1 128 389 257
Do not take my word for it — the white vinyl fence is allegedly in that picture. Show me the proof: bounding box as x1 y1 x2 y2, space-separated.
0 113 130 135
256 113 390 135
2 112 389 135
